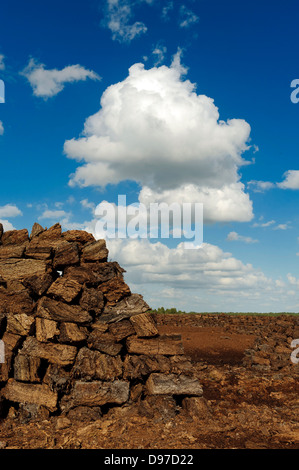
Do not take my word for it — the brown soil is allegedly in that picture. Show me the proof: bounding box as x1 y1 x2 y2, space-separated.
158 325 256 365
1 313 299 450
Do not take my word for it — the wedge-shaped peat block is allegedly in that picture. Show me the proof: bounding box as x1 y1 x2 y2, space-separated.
130 312 159 337
81 240 108 262
53 241 80 269
30 222 44 239
36 223 62 241
103 293 150 317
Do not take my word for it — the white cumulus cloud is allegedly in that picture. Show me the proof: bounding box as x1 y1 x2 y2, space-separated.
139 183 253 223
65 54 253 223
103 237 299 312
0 204 22 218
0 121 3 135
277 170 299 189
21 59 100 99
105 238 272 301
51 214 299 311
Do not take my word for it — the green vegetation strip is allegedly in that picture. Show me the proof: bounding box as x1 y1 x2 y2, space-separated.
150 307 299 317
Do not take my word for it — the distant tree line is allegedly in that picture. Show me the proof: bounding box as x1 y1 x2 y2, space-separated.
150 307 188 315
150 308 297 316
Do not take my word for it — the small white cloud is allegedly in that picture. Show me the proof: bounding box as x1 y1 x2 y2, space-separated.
66 196 76 205
274 223 290 230
38 209 70 220
0 204 22 218
80 199 95 212
152 45 167 66
252 219 275 228
103 0 148 43
287 273 299 288
21 59 100 99
161 1 173 20
277 170 299 189
247 180 275 193
179 5 199 28
226 231 258 244
0 121 3 135
251 170 299 191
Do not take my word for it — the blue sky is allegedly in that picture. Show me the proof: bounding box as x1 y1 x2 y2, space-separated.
1 0 299 312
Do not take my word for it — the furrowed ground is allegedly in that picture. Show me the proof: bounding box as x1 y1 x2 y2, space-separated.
0 312 298 449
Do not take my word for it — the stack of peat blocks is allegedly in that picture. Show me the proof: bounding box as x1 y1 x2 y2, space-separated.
0 223 203 421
